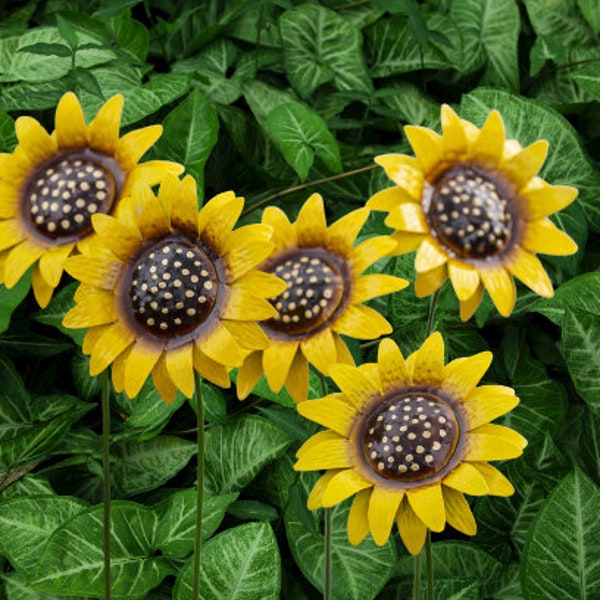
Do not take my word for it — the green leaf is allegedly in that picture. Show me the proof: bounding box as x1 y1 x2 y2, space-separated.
577 0 600 33
174 522 280 600
0 109 16 151
154 490 238 557
279 4 372 98
3 572 89 600
153 89 218 192
112 436 196 497
0 79 68 113
31 501 172 598
0 274 32 335
460 88 599 234
366 14 462 77
33 282 83 345
571 61 600 101
109 12 148 62
16 42 72 57
227 499 279 522
204 415 290 494
266 102 342 180
0 496 88 571
71 66 104 100
450 0 520 90
522 469 600 598
373 84 440 127
56 15 79 51
560 307 600 415
286 497 396 600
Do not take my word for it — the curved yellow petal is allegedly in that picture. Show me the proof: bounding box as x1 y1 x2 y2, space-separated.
327 208 369 254
15 116 56 164
323 469 372 507
377 337 410 392
300 327 337 375
110 346 129 393
411 332 445 386
165 343 194 398
0 219 26 252
333 303 392 339
333 333 354 366
442 461 490 495
38 242 74 287
501 140 548 189
479 266 516 317
286 351 309 403
233 271 287 297
522 218 578 256
4 239 45 288
521 185 577 220
201 194 244 255
391 231 426 254
115 125 162 171
386 203 428 233
89 322 135 376
31 265 53 308
448 260 480 301
82 324 109 355
404 125 445 178
63 289 117 328
414 264 447 297
0 181 19 219
65 254 122 290
125 160 184 191
473 110 505 166
462 385 519 429
329 363 381 409
368 486 403 546
225 240 274 281
262 340 298 392
466 424 527 461
442 351 492 399
351 236 398 273
307 470 338 510
55 92 87 148
373 154 424 200
406 482 445 532
91 213 141 262
236 351 263 400
193 345 231 388
441 104 468 159
152 354 178 404
124 342 163 398
87 94 123 155
368 186 418 214
459 284 483 321
415 239 448 273
297 430 341 457
506 248 553 298
222 320 269 350
223 286 277 320
396 498 428 556
442 487 476 535
297 394 357 436
296 193 327 247
128 184 171 239
470 462 515 496
261 205 295 251
294 437 351 470
198 322 242 367
348 489 371 545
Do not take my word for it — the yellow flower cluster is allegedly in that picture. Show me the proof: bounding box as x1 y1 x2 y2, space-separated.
0 94 577 555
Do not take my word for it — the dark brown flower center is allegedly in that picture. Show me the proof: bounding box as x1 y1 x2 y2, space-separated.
262 249 346 337
24 150 122 242
128 238 218 338
428 165 513 259
362 392 459 482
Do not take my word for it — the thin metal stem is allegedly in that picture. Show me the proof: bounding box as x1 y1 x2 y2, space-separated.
412 551 422 600
425 530 434 600
191 373 205 599
101 370 111 600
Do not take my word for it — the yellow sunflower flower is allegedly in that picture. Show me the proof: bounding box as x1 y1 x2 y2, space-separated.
367 104 578 320
62 174 285 402
237 193 408 403
0 92 183 307
295 332 526 555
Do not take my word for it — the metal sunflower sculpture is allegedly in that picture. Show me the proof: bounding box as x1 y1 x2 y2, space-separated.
63 174 285 402
295 333 526 555
368 104 578 319
0 92 182 307
237 193 408 403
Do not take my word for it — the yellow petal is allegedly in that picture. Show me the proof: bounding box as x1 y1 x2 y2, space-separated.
124 342 163 398
223 286 277 320
377 337 410 391
307 470 338 510
368 186 418 212
128 184 171 239
297 394 357 436
0 219 26 252
4 239 44 288
414 264 447 297
236 351 263 400
522 218 578 256
329 363 381 409
386 202 428 233
296 193 327 246
479 266 516 317
470 462 515 496
351 236 398 273
459 284 483 321
87 94 123 155
233 271 287 297
192 345 231 388
91 213 141 262
115 125 162 171
55 92 87 148
297 430 341 457
38 242 74 287
111 346 129 393
406 482 445 532
89 322 135 376
415 239 447 273
442 461 490 495
373 154 424 199
448 260 480 301
222 223 272 256
391 231 426 254
333 303 392 339
197 191 237 235
294 436 351 470
466 424 527 461
82 324 109 355
261 205 295 251
152 354 178 404
125 160 184 191
442 351 492 398
0 147 32 186
462 385 519 429
202 194 245 255
300 327 337 375
262 340 298 392
323 469 372 507
473 110 505 166
31 265 54 308
441 104 468 159
63 289 117 328
442 487 476 535
411 332 445 386
65 253 122 290
222 320 269 350
506 248 553 298
333 333 354 366
327 208 369 253
521 185 578 220
0 181 19 218
226 240 275 281
198 322 242 367
15 116 56 164
286 351 309 403
404 125 445 178
501 140 548 188
396 498 428 556
165 343 194 398
368 486 403 546
348 489 371 545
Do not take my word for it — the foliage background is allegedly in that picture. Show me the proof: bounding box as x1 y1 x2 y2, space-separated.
0 0 600 598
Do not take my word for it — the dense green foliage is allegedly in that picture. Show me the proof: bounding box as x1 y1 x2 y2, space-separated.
0 0 600 598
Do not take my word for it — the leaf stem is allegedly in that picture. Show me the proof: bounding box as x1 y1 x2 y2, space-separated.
426 530 434 600
242 164 377 215
412 550 421 600
425 290 440 337
101 370 111 600
191 372 205 600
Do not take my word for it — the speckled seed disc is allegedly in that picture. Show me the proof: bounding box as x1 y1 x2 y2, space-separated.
263 250 345 336
428 165 513 259
129 239 218 338
24 152 116 241
362 392 459 482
